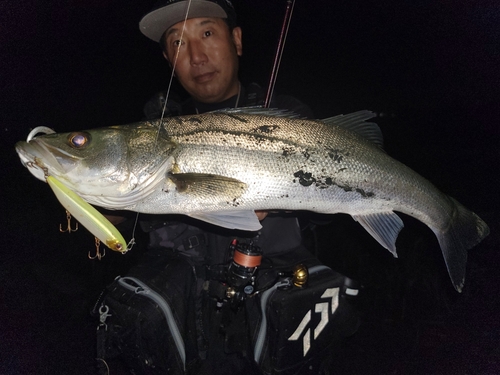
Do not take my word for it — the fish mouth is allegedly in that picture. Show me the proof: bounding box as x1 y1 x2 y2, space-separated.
15 127 80 181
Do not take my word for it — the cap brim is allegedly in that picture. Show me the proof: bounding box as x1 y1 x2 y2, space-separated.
139 0 228 42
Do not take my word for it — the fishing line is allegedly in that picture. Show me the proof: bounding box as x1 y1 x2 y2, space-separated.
131 1 193 246
264 0 296 108
156 0 193 142
128 212 139 251
151 0 192 156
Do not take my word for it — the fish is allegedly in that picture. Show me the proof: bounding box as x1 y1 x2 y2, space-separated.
15 108 489 291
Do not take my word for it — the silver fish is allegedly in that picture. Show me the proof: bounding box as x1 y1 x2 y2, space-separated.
16 109 489 291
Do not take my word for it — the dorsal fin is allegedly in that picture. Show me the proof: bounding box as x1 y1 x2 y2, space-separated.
322 110 383 148
209 106 300 118
209 107 383 147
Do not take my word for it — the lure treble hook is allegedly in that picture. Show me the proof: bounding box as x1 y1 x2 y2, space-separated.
89 237 106 260
59 210 78 233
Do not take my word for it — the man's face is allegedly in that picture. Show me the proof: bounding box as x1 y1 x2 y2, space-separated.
163 17 242 103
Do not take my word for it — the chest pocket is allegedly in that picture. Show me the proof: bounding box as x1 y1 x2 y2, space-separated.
140 220 208 263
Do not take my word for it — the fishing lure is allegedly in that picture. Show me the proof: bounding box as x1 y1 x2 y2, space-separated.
46 175 128 253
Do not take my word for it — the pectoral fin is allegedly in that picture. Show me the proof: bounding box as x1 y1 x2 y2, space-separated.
189 210 262 231
352 211 404 257
168 173 247 198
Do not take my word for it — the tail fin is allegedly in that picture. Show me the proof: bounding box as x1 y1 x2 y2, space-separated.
434 197 489 292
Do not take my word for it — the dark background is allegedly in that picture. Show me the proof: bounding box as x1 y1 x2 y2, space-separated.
1 0 499 374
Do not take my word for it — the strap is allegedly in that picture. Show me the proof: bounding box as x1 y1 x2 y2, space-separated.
96 327 109 375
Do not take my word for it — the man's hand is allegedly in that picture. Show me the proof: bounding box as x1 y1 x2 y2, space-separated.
104 214 127 226
255 210 268 221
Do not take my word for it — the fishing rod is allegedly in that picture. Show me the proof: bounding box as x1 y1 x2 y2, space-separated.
263 0 296 108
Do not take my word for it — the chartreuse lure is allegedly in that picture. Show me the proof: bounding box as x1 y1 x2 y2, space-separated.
46 175 127 253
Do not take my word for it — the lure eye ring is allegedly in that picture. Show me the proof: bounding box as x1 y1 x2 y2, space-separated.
67 132 91 149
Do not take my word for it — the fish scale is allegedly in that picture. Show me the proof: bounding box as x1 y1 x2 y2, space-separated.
164 114 373 208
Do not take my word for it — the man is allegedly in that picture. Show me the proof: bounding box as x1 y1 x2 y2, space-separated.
96 1 359 374
140 0 314 118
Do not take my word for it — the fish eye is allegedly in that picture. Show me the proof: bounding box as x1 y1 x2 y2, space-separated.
67 132 91 149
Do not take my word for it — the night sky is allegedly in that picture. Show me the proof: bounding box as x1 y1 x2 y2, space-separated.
3 0 499 128
1 1 500 374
